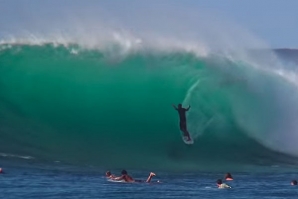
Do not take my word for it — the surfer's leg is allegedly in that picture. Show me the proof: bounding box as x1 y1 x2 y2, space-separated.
182 129 191 141
180 121 191 141
180 121 187 131
185 132 191 141
146 172 156 183
183 122 191 140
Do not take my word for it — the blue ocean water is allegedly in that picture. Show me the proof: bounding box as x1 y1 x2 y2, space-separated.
1 159 298 199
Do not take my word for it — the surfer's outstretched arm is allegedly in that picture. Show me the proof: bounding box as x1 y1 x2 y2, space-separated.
146 172 156 183
186 105 191 111
172 104 178 110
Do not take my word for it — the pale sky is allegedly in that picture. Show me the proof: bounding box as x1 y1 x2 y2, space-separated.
0 0 297 48
189 0 298 48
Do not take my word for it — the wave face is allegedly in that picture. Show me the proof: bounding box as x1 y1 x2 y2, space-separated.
1 43 298 171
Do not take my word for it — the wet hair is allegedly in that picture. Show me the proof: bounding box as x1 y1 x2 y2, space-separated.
121 170 128 175
225 173 233 179
106 171 111 176
292 180 297 185
217 179 222 184
178 104 182 108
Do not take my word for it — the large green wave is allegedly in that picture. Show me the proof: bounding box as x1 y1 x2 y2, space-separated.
0 44 297 171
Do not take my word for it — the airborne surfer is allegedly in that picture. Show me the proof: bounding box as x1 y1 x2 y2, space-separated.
172 104 191 141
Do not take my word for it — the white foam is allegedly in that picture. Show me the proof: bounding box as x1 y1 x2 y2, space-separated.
0 152 34 160
0 1 270 58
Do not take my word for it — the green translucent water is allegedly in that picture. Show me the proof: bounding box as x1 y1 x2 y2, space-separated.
0 44 295 171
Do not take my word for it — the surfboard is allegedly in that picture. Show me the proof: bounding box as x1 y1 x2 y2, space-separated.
107 178 161 184
107 179 126 183
181 130 194 145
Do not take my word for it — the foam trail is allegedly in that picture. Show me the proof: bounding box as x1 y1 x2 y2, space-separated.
0 153 34 160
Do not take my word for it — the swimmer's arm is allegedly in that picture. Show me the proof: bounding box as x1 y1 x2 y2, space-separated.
110 175 116 179
224 184 231 188
113 176 124 181
172 104 178 110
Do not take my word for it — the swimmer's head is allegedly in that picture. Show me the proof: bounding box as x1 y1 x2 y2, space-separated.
225 173 233 180
178 104 182 108
121 170 128 175
217 179 222 185
291 180 297 185
106 171 111 176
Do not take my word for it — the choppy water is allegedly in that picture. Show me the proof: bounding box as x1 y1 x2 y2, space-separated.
1 161 298 199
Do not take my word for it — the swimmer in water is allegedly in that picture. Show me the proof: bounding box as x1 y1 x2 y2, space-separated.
105 171 116 179
291 180 297 185
113 170 156 183
225 173 233 181
217 179 231 189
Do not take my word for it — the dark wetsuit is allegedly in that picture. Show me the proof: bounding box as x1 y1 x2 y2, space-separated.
177 108 188 131
173 105 191 139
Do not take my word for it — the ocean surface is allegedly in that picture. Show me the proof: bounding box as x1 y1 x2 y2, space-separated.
1 43 298 198
1 159 298 199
